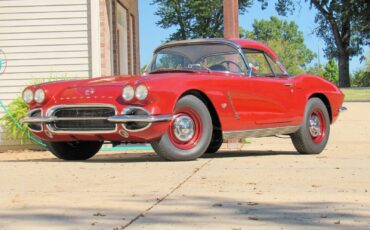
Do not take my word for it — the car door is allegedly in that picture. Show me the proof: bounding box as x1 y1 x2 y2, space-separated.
229 50 297 130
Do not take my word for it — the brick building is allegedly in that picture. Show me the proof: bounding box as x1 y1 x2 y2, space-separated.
0 0 140 149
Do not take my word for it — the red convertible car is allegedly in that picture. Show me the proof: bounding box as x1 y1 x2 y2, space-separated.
21 39 345 161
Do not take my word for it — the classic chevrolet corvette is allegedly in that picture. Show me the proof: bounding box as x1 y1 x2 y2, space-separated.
21 39 345 161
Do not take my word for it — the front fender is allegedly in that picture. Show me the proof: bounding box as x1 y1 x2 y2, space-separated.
144 74 236 131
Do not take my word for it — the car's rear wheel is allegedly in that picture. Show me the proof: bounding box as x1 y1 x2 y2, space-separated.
151 95 213 161
45 141 103 160
291 98 330 154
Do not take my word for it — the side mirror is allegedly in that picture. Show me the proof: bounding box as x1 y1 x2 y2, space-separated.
248 62 260 72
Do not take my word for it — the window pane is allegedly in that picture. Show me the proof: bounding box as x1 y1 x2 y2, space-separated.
266 55 286 75
148 44 246 74
152 53 187 70
244 51 273 77
201 53 246 74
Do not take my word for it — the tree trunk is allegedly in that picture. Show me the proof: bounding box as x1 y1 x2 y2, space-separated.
338 52 351 87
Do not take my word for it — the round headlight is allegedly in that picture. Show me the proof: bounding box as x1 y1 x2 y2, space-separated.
34 88 45 104
122 85 135 101
22 89 34 104
135 85 148 100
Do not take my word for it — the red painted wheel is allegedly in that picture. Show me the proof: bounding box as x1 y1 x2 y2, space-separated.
308 109 327 144
151 95 213 161
168 108 203 150
291 98 330 155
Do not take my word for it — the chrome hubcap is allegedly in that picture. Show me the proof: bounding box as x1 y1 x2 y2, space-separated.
172 115 195 142
309 114 321 137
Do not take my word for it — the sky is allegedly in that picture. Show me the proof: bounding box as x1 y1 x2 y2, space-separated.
138 0 367 73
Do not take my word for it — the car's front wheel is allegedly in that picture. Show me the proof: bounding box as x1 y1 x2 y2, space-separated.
205 129 223 154
291 98 330 154
151 95 213 161
45 141 103 160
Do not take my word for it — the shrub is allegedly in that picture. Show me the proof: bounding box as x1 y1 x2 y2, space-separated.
322 59 339 85
0 75 69 144
0 97 30 143
352 70 370 87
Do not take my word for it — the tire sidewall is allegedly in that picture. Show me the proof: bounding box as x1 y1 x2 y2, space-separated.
301 98 330 153
46 141 102 160
155 95 213 160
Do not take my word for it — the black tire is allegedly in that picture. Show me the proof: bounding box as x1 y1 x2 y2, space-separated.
291 98 330 155
151 95 213 161
205 129 223 153
45 141 103 161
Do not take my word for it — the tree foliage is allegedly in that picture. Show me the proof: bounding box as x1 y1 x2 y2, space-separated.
241 16 315 75
322 59 339 84
152 0 252 41
307 59 339 84
352 70 370 87
307 63 325 76
262 0 370 87
352 53 370 87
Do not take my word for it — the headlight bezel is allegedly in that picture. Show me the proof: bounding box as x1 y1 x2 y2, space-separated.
135 84 148 101
34 88 46 104
122 85 135 101
22 89 34 104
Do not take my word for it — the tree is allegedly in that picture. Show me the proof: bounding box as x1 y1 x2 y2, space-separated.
307 59 339 84
323 59 339 84
262 0 370 87
140 64 147 73
241 16 315 75
352 53 370 87
152 0 252 41
307 63 325 76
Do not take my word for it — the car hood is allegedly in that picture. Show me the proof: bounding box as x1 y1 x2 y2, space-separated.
37 75 143 106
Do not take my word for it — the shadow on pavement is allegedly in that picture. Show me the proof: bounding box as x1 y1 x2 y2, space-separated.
1 150 299 163
0 198 369 229
203 150 298 158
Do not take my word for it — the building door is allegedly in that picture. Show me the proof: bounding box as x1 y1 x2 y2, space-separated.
116 3 128 74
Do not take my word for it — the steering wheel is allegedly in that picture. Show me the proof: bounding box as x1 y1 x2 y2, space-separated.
218 60 243 73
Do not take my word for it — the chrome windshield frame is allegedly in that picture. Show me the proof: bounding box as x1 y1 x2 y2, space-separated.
146 39 251 76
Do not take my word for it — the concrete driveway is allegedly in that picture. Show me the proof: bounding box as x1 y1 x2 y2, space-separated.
0 102 369 230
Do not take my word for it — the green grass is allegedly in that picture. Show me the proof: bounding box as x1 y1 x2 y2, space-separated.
341 88 370 101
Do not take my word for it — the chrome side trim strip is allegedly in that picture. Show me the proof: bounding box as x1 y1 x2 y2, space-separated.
223 125 300 140
227 91 240 120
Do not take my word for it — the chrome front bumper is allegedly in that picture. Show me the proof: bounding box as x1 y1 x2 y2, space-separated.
21 104 174 137
21 114 173 124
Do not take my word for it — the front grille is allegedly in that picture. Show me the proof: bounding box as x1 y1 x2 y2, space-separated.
50 107 116 132
54 107 114 118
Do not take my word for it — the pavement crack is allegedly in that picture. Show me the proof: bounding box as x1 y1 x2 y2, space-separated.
122 159 213 229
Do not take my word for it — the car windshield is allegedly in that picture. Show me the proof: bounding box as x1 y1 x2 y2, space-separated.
147 43 247 75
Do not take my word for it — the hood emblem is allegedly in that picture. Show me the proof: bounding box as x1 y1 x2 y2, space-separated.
84 88 95 96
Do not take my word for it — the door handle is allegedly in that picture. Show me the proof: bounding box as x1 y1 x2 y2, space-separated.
284 83 294 87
